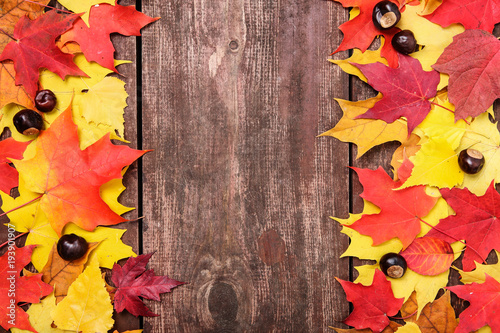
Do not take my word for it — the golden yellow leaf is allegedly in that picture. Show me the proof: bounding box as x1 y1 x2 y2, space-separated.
329 48 388 83
458 251 500 284
458 111 500 196
399 137 464 189
11 293 73 333
418 0 443 15
320 96 407 158
397 2 464 89
52 258 114 333
75 76 127 138
57 0 115 26
397 322 421 333
391 133 421 181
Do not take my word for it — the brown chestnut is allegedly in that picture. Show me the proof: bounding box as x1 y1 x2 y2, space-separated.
372 1 401 30
13 109 43 136
57 234 89 261
380 252 407 278
391 30 417 55
35 89 57 112
458 149 485 174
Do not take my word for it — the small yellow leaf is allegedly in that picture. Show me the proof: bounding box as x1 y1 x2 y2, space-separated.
52 258 114 333
400 138 464 189
320 97 407 158
329 48 388 82
57 0 115 26
418 0 443 15
11 293 73 333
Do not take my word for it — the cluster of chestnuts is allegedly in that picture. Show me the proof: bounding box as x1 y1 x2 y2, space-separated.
372 1 418 55
57 233 89 261
13 89 57 136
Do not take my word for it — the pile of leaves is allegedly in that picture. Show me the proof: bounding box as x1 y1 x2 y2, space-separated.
325 0 500 332
0 1 183 332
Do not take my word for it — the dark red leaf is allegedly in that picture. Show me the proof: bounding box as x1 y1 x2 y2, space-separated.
111 253 185 317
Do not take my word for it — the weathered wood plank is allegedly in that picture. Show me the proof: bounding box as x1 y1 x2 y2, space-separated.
140 0 349 331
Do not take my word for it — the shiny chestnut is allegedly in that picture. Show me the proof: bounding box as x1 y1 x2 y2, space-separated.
372 1 401 30
458 149 485 174
380 252 407 278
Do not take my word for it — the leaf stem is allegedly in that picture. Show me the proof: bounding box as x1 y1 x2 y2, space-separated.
430 101 472 125
0 195 43 219
0 232 28 249
418 217 486 264
0 28 16 41
23 0 74 14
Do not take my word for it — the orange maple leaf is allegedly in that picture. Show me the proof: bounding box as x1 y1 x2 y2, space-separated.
11 106 148 235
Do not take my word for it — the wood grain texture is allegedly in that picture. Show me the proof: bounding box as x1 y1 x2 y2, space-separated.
140 0 350 331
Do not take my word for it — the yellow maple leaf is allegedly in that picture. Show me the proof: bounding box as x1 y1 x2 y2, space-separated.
418 0 443 15
75 76 127 138
457 111 500 196
396 322 421 333
52 258 114 333
57 0 115 26
397 2 464 89
1 173 135 271
390 133 421 181
320 96 407 158
457 251 500 284
329 48 388 83
11 293 73 333
399 137 464 189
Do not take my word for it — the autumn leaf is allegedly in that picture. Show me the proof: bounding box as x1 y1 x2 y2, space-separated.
447 274 500 333
11 106 147 235
331 0 404 67
0 0 49 53
419 0 443 15
390 134 421 181
52 258 114 333
336 269 404 332
400 237 454 276
400 291 458 333
346 167 438 249
458 251 500 284
57 0 115 26
60 1 159 72
432 30 500 121
112 253 185 317
329 47 388 83
320 96 408 158
0 137 29 194
0 10 86 98
425 0 500 33
426 182 500 271
353 55 440 134
0 245 52 332
41 242 98 303
398 137 464 189
0 62 34 109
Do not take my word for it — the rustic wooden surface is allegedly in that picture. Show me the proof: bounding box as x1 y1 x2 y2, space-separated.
2 1 500 333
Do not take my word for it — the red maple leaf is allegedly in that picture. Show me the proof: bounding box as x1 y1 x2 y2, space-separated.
11 106 148 235
400 237 454 276
111 253 184 317
353 55 440 134
347 167 438 249
60 1 159 72
0 245 52 332
426 182 500 271
332 0 406 67
425 0 500 33
336 269 404 332
447 274 500 333
0 10 86 98
0 138 30 194
432 29 500 121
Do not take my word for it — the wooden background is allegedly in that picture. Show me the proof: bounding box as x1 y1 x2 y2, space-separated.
4 0 497 332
